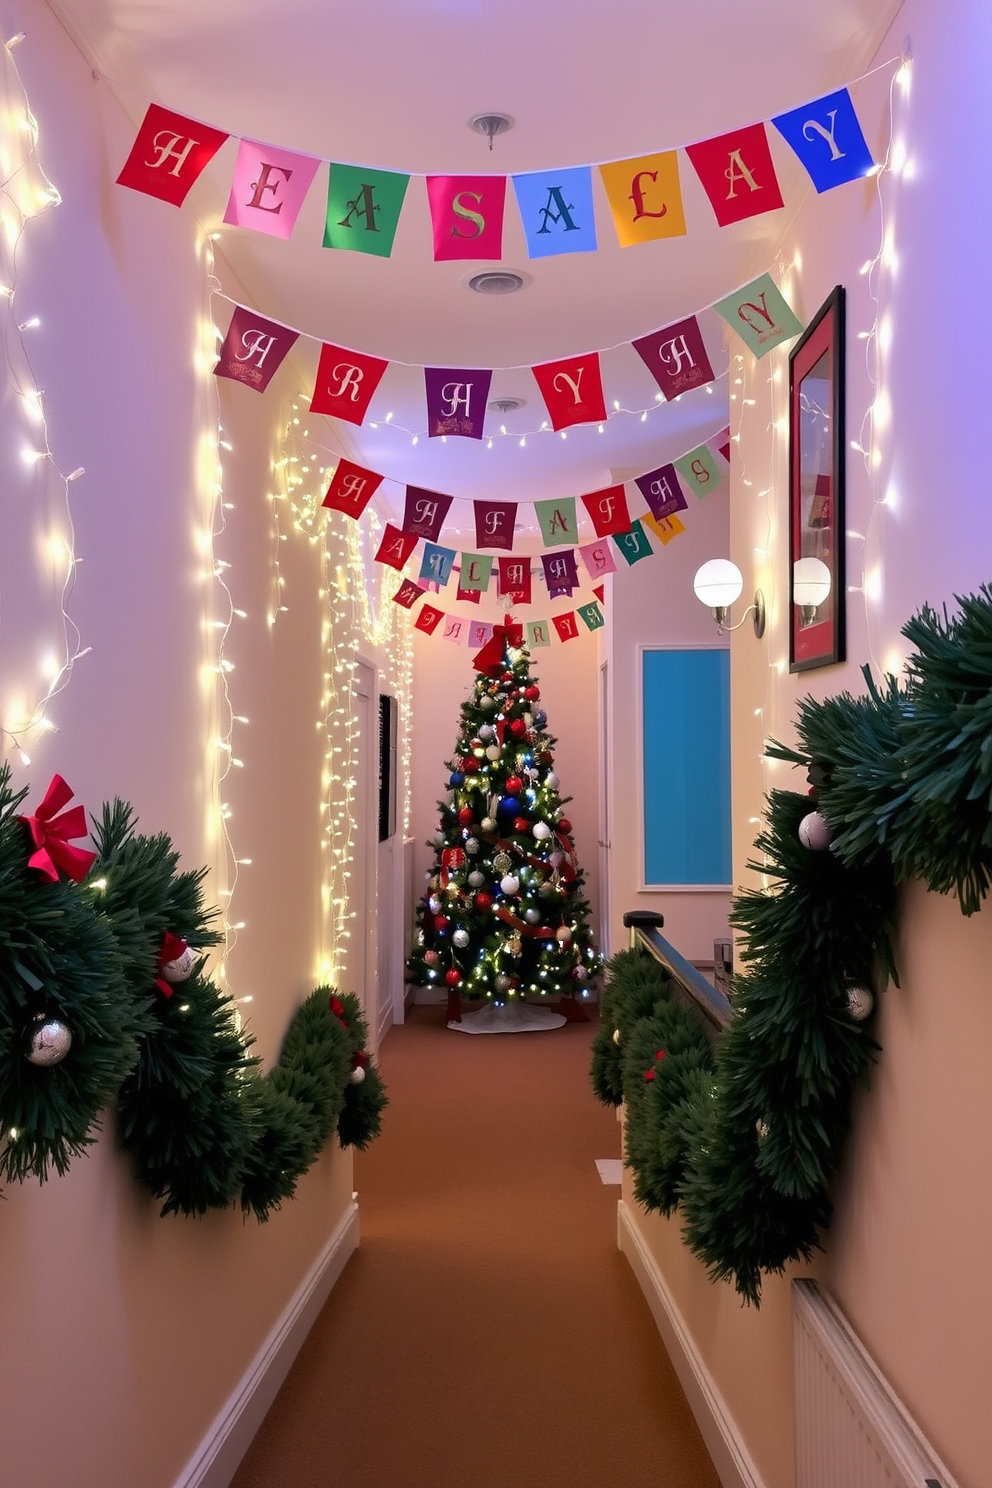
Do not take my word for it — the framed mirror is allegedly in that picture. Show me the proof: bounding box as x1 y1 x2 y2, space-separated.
789 285 845 671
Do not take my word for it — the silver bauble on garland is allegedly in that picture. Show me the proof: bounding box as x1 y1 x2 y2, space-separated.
845 983 875 1022
798 809 832 851
24 1013 73 1067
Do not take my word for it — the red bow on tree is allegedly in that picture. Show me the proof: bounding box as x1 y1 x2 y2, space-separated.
19 774 97 884
471 618 523 677
154 931 189 998
329 995 350 1030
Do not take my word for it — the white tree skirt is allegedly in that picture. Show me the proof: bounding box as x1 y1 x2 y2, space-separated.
448 1001 567 1034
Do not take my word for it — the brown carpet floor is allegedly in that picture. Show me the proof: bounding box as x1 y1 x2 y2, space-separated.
231 1002 720 1488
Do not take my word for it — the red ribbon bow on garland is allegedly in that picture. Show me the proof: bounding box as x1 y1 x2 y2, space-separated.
329 995 350 1030
154 931 189 998
18 774 97 884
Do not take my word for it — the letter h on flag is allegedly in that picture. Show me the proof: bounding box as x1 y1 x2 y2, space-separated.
117 104 229 207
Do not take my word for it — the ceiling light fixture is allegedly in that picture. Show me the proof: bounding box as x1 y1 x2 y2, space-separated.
468 271 525 296
488 397 526 413
469 112 513 150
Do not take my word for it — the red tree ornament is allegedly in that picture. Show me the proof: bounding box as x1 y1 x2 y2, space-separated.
445 968 462 987
458 807 474 827
505 775 523 794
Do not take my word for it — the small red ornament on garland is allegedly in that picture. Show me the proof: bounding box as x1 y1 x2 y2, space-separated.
445 968 462 987
458 807 474 827
328 995 350 1030
505 775 523 794
349 1050 369 1086
524 685 540 701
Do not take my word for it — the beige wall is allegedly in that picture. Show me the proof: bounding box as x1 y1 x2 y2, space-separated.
622 4 992 1486
0 6 378 1484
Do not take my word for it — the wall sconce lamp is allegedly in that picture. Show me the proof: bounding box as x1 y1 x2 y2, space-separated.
792 556 832 627
693 559 766 637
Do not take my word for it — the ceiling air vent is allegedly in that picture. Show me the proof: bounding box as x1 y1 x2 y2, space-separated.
468 271 525 296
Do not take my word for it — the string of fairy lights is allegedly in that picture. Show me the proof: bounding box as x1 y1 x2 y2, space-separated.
270 398 413 988
0 31 89 772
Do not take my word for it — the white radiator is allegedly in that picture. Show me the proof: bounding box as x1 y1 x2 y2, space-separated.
792 1279 961 1488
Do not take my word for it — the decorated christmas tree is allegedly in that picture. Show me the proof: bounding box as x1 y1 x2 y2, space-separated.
407 617 601 1023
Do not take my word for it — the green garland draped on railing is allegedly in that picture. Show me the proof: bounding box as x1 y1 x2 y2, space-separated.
592 584 992 1304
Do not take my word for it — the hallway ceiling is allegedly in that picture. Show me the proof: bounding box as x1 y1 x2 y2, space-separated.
50 0 901 542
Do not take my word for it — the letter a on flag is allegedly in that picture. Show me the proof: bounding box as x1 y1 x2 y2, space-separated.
324 163 410 257
117 105 229 207
685 123 784 227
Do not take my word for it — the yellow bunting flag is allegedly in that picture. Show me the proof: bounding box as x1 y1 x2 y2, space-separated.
643 513 686 546
599 152 686 248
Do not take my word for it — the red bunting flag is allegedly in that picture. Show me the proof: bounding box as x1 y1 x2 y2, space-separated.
498 556 532 605
393 579 426 608
214 307 298 394
415 603 445 634
117 104 229 207
580 484 631 537
425 175 506 261
375 524 418 571
552 613 580 643
322 458 383 518
685 123 784 227
532 352 607 431
309 343 388 425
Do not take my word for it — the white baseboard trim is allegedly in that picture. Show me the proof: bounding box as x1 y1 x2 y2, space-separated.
617 1200 765 1488
174 1199 360 1488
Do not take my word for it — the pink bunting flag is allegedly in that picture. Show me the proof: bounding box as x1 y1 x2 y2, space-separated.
117 104 229 207
425 175 506 261
579 539 618 581
223 139 320 239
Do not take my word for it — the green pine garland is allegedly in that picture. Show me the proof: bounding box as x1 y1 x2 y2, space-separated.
0 767 387 1212
592 585 992 1305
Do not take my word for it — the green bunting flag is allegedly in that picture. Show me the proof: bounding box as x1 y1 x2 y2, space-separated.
324 163 410 257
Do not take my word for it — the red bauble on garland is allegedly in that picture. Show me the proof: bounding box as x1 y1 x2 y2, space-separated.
445 968 462 987
458 807 474 827
509 719 527 738
505 775 523 794
557 817 572 834
513 817 529 833
475 892 493 910
524 685 540 701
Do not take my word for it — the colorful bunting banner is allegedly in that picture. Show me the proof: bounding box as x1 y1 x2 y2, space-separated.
468 620 494 650
420 543 456 586
675 443 723 497
542 550 579 598
214 306 298 393
321 458 384 518
458 554 493 593
527 620 552 650
714 271 804 358
324 163 409 256
772 88 875 193
578 600 605 631
442 615 469 644
580 484 632 538
532 353 607 432
375 524 419 570
643 512 686 546
393 579 427 608
632 315 715 400
474 501 517 551
414 604 445 635
403 487 453 541
224 139 320 239
613 520 654 566
685 122 785 227
512 166 598 258
553 613 580 643
309 342 388 424
598 151 687 247
579 539 618 581
635 463 688 521
424 367 493 439
534 497 578 549
426 175 506 261
116 104 229 207
498 556 532 605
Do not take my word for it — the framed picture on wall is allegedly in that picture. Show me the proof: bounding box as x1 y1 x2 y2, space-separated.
789 284 846 672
